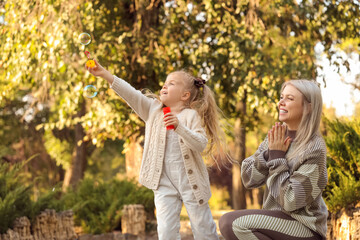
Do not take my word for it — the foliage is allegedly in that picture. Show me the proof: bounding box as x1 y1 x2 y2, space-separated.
2 0 358 151
60 178 154 234
0 160 154 234
209 186 231 211
0 0 359 206
323 117 360 212
0 158 64 234
84 139 125 181
0 161 32 234
325 170 360 212
43 129 73 170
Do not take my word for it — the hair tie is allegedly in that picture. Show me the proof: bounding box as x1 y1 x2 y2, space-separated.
194 78 206 88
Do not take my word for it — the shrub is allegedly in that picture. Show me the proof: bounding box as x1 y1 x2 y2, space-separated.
323 118 360 212
0 160 154 235
60 178 154 234
0 160 65 234
0 161 33 233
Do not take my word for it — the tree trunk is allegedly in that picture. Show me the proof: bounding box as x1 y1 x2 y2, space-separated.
232 94 247 209
62 100 87 190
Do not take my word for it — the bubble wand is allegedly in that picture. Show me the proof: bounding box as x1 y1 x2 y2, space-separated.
163 107 175 130
85 51 96 68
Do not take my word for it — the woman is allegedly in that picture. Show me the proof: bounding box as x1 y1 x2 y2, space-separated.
219 80 327 240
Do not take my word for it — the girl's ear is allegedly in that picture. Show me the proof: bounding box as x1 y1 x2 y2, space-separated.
181 91 191 101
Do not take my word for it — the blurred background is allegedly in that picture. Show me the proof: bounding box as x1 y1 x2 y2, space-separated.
0 0 359 236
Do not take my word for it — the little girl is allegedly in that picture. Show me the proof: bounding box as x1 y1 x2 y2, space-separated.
86 60 229 240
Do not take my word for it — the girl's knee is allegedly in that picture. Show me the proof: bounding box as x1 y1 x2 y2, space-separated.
157 223 180 239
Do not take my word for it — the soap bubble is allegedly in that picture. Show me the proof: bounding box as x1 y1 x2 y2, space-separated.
84 85 97 98
79 32 91 45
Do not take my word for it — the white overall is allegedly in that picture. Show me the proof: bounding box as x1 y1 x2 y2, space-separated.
153 127 219 240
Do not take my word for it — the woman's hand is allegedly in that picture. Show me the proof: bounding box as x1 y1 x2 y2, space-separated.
268 122 292 152
163 112 179 129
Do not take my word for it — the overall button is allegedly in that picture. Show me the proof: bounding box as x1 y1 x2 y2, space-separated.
184 155 189 159
199 199 204 204
188 169 193 174
192 185 198 190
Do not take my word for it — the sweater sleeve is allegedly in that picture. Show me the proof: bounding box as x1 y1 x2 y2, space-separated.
241 136 270 189
174 110 208 153
110 75 156 122
265 138 328 212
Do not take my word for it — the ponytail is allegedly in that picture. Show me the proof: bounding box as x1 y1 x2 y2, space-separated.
174 70 233 168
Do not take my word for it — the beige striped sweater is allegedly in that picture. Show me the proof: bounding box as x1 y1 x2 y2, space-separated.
241 132 328 238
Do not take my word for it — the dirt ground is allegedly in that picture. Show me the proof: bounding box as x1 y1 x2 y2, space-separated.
144 209 229 240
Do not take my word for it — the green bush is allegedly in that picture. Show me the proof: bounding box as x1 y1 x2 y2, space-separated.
60 178 154 234
325 170 360 212
323 118 360 212
0 160 64 234
0 161 33 233
0 160 154 235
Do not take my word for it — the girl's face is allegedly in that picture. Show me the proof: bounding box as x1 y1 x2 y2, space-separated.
278 84 304 130
160 72 190 108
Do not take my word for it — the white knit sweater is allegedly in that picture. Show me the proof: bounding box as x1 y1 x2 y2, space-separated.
110 76 212 205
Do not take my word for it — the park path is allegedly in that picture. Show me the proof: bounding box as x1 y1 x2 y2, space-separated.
145 209 229 240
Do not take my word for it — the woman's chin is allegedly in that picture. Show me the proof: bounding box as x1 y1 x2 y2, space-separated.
278 117 287 123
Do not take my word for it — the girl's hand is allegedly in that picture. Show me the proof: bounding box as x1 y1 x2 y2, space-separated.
85 59 107 77
85 59 114 84
163 112 179 129
268 122 292 152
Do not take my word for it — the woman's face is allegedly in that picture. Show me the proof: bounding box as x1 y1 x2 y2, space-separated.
278 84 304 130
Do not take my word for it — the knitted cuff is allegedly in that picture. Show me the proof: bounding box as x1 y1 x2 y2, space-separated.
268 150 286 161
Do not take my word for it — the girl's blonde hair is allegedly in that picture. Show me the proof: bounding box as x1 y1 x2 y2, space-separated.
170 70 232 167
281 80 323 160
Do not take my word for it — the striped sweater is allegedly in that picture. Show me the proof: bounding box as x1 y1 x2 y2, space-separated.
241 131 328 238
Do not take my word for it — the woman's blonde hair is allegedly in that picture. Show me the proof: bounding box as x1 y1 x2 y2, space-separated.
170 70 232 167
281 80 323 159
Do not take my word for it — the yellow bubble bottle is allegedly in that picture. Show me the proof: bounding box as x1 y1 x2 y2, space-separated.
84 51 96 68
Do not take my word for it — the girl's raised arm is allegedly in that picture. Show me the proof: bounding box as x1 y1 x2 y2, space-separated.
86 60 155 121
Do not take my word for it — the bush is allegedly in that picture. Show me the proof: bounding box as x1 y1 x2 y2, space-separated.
0 160 154 235
0 161 33 233
0 160 64 234
323 118 360 212
60 178 154 234
325 170 360 212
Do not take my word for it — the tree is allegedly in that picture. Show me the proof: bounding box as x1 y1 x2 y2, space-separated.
1 0 160 189
1 0 359 206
